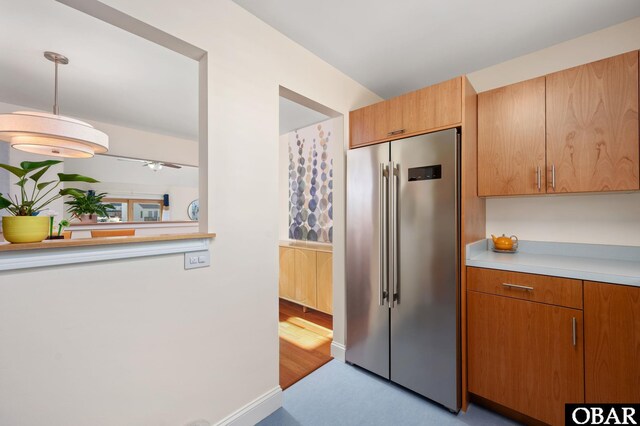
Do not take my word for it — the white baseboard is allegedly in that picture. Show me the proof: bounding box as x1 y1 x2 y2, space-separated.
331 341 346 361
215 386 282 426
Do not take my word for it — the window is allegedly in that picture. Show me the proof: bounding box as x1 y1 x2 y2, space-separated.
103 198 164 222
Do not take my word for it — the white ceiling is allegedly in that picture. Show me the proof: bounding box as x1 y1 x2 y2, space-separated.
0 0 198 140
279 97 329 135
233 0 640 98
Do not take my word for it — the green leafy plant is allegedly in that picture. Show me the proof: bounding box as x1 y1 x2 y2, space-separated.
57 219 70 236
0 160 97 216
65 191 114 219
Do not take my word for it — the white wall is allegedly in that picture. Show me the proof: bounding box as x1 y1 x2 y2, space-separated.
467 17 640 246
278 133 289 240
0 144 8 197
0 1 380 425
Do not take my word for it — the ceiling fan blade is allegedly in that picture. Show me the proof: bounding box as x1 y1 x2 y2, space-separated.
161 162 182 169
117 158 148 164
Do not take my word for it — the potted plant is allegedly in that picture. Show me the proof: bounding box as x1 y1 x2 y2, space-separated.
49 219 70 239
65 190 114 223
0 160 97 243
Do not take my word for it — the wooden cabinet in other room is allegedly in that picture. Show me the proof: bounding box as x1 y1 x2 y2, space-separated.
294 248 317 308
350 77 462 148
584 281 640 403
468 268 584 426
478 77 546 196
316 251 333 314
546 51 639 193
278 247 296 300
279 246 333 315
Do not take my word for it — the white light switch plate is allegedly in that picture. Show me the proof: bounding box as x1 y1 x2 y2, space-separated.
184 250 210 269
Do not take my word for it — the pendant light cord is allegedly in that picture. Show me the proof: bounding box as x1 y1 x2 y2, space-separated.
53 59 59 115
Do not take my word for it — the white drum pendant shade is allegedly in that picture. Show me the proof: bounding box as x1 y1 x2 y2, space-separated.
0 51 109 158
0 111 108 158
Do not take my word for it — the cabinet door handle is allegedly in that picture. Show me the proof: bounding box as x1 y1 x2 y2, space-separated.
572 317 577 346
551 164 556 190
536 166 541 191
387 129 405 136
502 283 534 291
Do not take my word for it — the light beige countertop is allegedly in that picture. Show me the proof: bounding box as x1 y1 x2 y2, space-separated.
279 240 333 253
466 239 640 287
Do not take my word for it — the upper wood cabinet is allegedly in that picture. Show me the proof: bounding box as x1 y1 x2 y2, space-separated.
477 77 546 196
350 100 402 147
350 77 462 148
477 51 640 196
584 281 640 403
402 77 462 135
546 51 639 193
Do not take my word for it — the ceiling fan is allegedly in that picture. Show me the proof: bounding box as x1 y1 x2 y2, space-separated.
117 157 182 171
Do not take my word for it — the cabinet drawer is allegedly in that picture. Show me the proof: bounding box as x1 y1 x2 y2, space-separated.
467 267 582 309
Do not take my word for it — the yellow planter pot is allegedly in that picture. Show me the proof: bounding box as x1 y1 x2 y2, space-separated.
2 216 50 244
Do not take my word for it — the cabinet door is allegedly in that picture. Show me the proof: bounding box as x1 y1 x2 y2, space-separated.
477 77 546 196
294 248 317 308
350 100 402 148
468 291 584 425
316 252 333 314
402 77 462 135
546 51 639 193
278 247 295 300
584 282 640 403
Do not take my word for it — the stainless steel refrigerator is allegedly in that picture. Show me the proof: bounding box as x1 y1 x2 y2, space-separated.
346 128 460 412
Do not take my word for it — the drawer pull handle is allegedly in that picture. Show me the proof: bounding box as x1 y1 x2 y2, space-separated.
502 283 534 291
387 129 405 136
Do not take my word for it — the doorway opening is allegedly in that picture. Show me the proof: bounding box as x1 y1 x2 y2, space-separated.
278 87 342 389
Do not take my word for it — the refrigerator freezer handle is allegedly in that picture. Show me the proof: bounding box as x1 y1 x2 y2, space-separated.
379 163 389 306
389 161 399 308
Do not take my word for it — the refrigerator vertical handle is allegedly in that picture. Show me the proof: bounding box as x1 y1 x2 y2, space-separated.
379 163 388 306
389 161 399 308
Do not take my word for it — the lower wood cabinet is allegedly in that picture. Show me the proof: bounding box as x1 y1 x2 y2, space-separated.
278 246 333 314
294 248 317 307
468 267 640 424
316 252 333 314
278 247 296 300
468 291 584 425
584 281 640 403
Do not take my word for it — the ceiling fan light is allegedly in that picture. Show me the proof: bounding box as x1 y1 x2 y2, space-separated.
147 161 163 171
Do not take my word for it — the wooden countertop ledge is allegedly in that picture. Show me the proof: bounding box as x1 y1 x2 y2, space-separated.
0 232 216 253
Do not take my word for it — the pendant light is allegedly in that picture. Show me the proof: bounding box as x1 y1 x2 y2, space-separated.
0 51 108 158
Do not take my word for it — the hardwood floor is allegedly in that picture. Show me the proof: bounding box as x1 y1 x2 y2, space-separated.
279 299 333 389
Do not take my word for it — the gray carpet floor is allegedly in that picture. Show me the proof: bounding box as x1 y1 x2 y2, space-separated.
258 360 519 426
